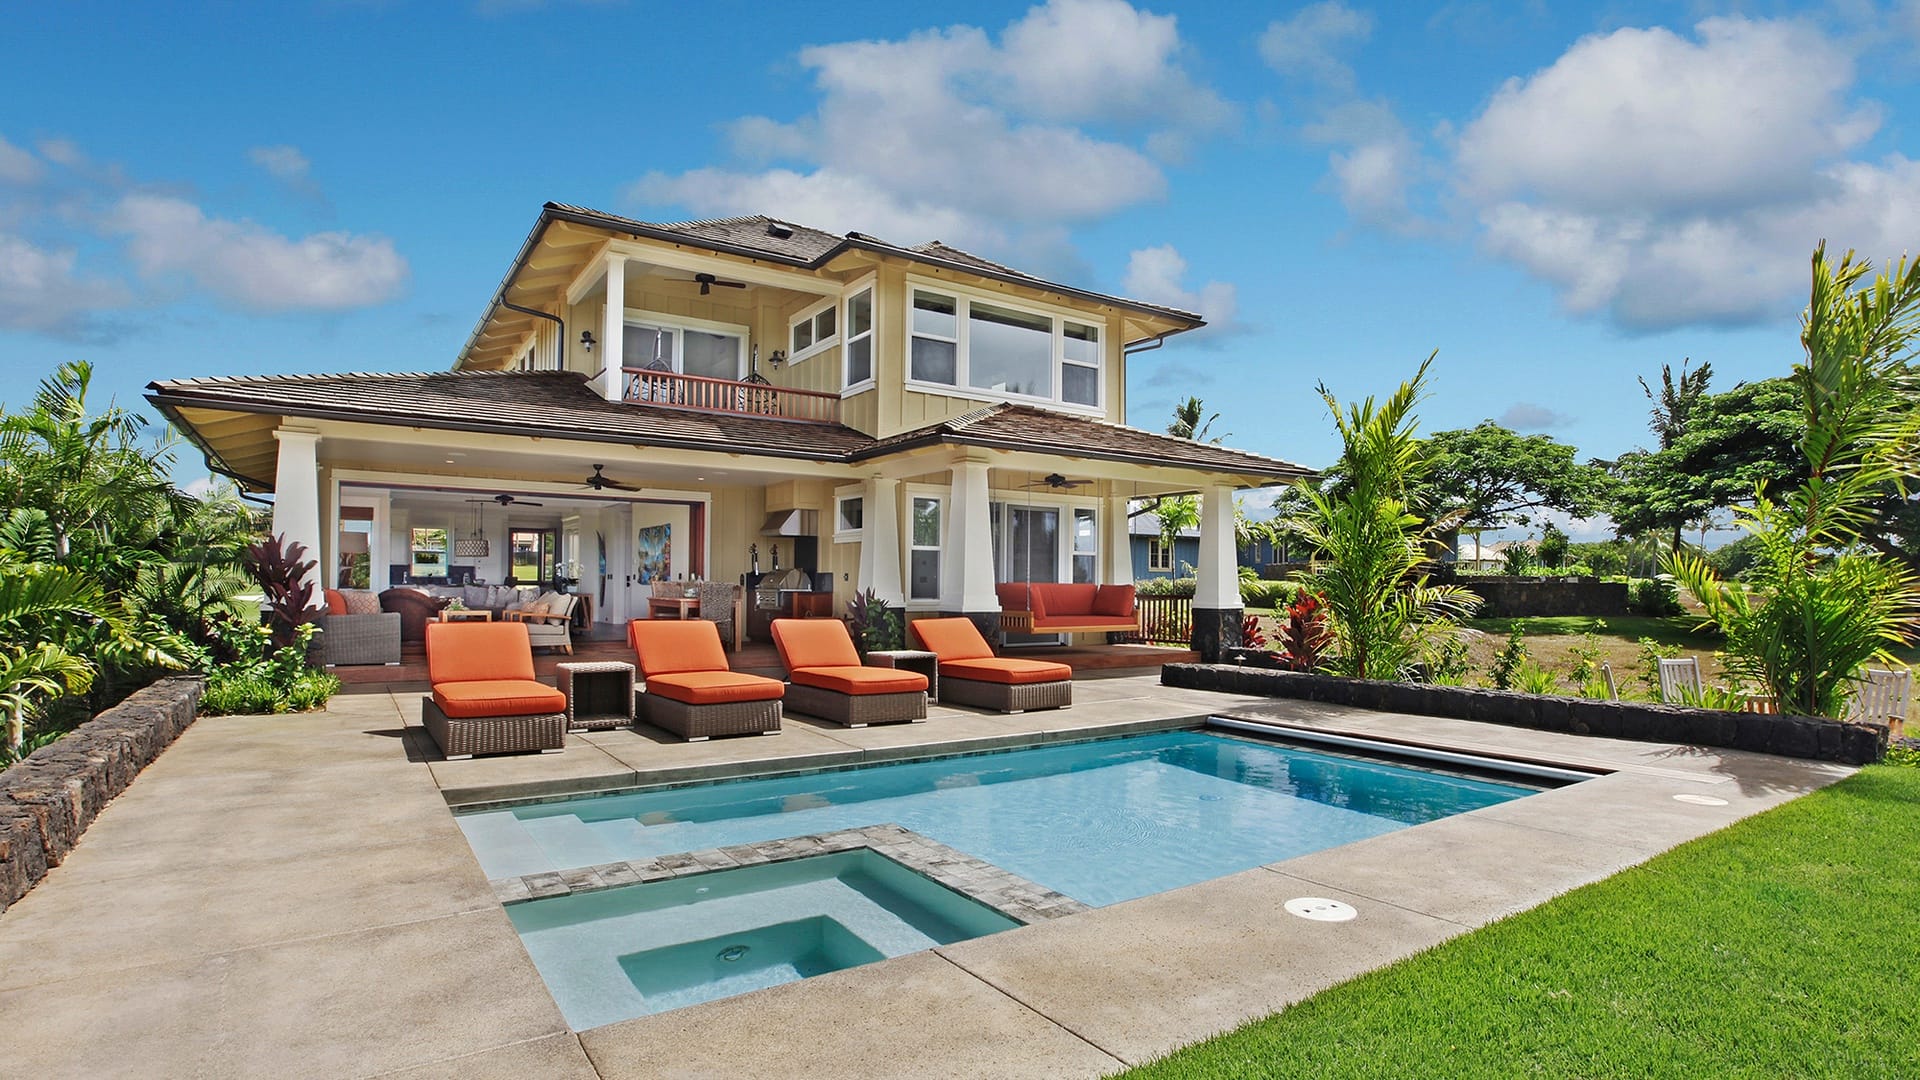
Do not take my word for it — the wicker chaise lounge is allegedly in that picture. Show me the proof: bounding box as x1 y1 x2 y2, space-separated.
771 618 927 727
421 621 567 759
629 619 782 741
910 617 1073 713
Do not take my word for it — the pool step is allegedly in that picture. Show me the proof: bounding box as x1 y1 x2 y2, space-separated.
520 814 622 871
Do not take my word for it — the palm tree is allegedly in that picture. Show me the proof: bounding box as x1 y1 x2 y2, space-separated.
1637 358 1713 452
1669 245 1920 717
1295 354 1479 679
1168 396 1227 444
0 555 106 756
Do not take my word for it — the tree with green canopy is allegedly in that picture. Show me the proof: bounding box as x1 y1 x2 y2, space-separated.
1414 422 1614 553
1669 244 1920 718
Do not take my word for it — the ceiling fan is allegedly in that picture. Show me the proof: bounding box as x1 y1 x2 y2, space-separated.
466 493 543 507
583 464 635 491
683 272 746 296
1026 473 1093 490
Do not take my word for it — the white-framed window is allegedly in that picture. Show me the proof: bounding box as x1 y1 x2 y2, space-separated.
621 310 748 380
834 493 864 543
904 281 1105 412
1072 507 1097 583
844 285 875 390
908 495 943 602
788 299 839 364
1147 537 1173 573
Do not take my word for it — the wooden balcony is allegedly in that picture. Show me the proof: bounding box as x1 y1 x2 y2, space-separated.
622 368 841 424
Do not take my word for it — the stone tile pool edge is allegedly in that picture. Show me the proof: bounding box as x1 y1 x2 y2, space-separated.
491 822 1092 928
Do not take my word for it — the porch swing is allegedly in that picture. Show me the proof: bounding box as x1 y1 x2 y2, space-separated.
993 472 1139 642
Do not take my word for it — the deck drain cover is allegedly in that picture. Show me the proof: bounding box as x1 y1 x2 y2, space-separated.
1673 793 1730 806
717 945 750 963
1285 897 1357 922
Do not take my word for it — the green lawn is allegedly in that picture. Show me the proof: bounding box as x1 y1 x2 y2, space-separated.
1463 614 1718 649
1120 765 1920 1079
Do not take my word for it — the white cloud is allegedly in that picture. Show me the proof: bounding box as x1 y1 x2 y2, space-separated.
1122 244 1241 337
631 2 1226 259
1497 402 1571 430
0 135 41 185
1457 18 1876 215
36 139 83 168
1450 17 1919 329
0 233 128 337
1258 2 1375 90
109 193 408 312
248 144 310 183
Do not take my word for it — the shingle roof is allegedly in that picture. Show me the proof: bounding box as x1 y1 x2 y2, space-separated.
535 203 1204 324
146 370 877 485
147 371 1308 489
544 205 846 264
852 403 1311 481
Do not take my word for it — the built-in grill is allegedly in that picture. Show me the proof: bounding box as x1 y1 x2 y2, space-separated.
754 566 814 611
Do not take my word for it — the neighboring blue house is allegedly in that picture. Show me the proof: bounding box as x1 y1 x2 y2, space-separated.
1129 512 1200 580
1130 510 1286 581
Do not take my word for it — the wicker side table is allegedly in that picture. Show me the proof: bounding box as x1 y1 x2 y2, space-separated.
557 661 636 731
864 649 939 703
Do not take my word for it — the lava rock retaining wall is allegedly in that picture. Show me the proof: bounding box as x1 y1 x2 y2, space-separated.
0 676 203 913
1455 576 1630 618
1165 663 1887 766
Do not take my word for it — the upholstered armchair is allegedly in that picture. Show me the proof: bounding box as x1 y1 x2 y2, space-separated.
508 592 576 654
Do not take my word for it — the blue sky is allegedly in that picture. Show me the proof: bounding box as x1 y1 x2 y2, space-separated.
3 1 1918 538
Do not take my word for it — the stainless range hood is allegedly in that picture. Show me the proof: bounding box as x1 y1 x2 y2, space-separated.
759 509 819 536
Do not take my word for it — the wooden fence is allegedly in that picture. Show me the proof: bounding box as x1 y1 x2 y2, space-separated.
1131 595 1193 645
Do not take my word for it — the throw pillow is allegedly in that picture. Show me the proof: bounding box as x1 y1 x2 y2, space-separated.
324 589 348 615
1092 585 1135 617
341 589 383 615
463 585 490 609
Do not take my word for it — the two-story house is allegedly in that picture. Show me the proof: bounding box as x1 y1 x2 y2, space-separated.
147 203 1307 657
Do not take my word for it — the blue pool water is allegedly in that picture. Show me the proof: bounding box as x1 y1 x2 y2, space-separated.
463 731 1535 907
511 850 1017 1028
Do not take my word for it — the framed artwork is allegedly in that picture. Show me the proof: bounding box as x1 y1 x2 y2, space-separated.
636 524 671 583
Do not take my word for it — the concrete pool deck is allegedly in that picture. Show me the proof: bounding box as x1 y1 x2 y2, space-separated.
0 676 1854 1078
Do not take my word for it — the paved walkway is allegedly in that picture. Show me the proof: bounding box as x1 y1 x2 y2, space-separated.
0 678 1854 1078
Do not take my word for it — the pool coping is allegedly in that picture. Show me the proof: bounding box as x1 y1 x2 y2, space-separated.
493 823 1091 930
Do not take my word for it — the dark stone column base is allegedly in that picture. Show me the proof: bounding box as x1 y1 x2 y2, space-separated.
1190 607 1244 662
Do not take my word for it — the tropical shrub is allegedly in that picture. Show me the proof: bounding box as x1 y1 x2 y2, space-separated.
844 588 904 653
1669 246 1920 718
246 534 321 650
1489 626 1529 690
1240 577 1295 609
1294 356 1479 679
1420 632 1473 686
1240 613 1267 650
1273 591 1333 672
195 621 340 716
1501 542 1539 576
1536 523 1570 569
1627 576 1684 616
1135 576 1196 598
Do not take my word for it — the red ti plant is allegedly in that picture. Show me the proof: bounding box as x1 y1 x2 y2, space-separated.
1275 591 1333 673
244 533 321 649
1241 612 1267 649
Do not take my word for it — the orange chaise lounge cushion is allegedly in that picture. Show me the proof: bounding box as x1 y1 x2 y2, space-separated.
629 619 730 678
771 618 864 671
940 657 1071 685
433 679 566 719
908 617 996 662
424 621 562 718
790 666 927 695
646 670 785 706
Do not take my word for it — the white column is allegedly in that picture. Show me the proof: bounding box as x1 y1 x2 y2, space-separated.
598 255 625 401
271 428 323 597
1104 495 1133 585
1195 484 1240 609
858 478 904 606
941 459 998 612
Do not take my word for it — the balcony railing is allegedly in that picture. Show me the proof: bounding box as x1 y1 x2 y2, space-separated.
622 368 841 424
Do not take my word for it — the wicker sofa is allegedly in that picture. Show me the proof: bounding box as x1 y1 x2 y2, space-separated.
420 621 567 759
771 618 926 727
910 617 1072 713
629 619 782 740
318 613 401 666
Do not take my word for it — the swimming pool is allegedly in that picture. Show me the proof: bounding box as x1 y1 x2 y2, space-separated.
462 730 1537 907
